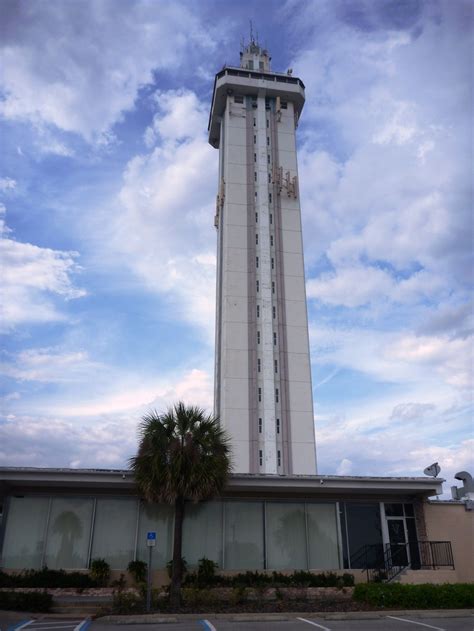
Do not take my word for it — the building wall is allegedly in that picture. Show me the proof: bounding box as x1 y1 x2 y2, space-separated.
424 501 474 582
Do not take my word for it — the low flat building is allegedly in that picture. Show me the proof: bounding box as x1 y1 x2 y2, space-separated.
1 466 468 585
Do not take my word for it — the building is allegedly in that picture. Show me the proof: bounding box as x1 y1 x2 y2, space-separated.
0 41 470 586
210 39 316 475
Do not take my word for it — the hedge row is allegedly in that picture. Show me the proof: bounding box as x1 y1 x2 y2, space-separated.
353 583 474 609
0 591 53 612
0 568 96 588
184 570 355 589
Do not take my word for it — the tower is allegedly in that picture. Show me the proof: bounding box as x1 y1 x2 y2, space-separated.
209 39 317 475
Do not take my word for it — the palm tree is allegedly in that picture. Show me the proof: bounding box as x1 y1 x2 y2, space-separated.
130 401 231 608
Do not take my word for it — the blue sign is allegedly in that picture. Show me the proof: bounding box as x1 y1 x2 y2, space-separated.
147 531 156 540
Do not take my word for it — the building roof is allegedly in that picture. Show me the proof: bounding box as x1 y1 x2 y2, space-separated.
0 467 444 499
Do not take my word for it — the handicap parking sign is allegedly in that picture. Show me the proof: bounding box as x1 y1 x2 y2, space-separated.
147 531 156 546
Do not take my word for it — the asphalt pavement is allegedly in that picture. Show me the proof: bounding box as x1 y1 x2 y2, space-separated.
91 612 473 631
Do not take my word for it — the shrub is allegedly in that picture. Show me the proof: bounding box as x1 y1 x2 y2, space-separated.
111 591 145 614
353 583 474 609
127 560 147 585
0 591 53 612
0 568 96 589
89 558 110 587
197 557 218 587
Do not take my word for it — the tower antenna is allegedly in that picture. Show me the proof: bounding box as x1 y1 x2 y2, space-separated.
249 19 254 44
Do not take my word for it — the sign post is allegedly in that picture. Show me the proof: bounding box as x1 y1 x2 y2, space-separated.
146 531 156 612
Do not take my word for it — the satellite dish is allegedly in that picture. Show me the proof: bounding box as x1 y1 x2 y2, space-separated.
424 462 441 478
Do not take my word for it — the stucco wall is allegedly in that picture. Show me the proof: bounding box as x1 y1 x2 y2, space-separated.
424 501 474 583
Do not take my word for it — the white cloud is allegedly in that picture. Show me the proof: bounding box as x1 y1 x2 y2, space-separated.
0 177 16 191
0 367 214 468
0 348 103 383
0 208 86 330
0 1 221 143
93 89 217 338
310 324 473 392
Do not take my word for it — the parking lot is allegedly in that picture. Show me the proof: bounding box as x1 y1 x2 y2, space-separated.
88 614 473 631
3 613 473 631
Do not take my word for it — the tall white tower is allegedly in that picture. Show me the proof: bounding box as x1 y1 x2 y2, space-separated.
209 39 317 475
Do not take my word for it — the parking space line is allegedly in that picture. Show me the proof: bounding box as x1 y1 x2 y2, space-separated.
387 616 446 630
8 620 33 631
200 621 217 631
73 620 91 631
297 618 331 630
29 624 83 627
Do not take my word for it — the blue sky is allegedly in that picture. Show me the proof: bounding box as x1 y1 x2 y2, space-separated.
0 0 472 493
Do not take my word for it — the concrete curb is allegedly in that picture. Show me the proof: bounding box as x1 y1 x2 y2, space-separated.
98 608 474 624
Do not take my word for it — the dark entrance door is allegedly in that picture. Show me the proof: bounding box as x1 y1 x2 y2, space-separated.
387 518 409 566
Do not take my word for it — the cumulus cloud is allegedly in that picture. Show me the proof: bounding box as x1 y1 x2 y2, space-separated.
0 367 213 467
0 207 86 330
95 89 217 338
0 0 221 143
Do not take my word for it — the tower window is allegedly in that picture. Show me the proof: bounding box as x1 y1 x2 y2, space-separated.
254 134 256 143
257 331 260 344
258 387 262 402
274 359 278 373
272 281 275 294
253 117 256 127
251 96 257 107
267 137 270 146
258 358 261 372
254 172 257 182
256 234 259 244
273 332 277 345
277 450 281 467
256 280 260 292
281 101 288 109
259 449 263 466
271 257 274 269
270 235 274 246
270 213 273 224
234 95 244 103
257 304 260 318
275 388 279 403
256 256 259 268
266 119 269 128
254 153 257 163
267 155 270 164
268 173 271 183
269 193 272 203
259 61 264 70
258 418 262 433
255 191 258 198
272 306 276 319
276 418 280 434
255 211 258 223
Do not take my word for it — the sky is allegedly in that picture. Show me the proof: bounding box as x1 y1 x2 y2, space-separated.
0 0 472 495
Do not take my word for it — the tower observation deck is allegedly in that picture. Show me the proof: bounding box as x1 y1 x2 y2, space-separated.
209 39 317 475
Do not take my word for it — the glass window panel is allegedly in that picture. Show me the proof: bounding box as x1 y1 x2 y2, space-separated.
346 503 383 569
404 503 415 517
137 502 174 569
182 501 223 568
306 503 340 569
385 503 403 516
2 497 49 569
224 501 264 570
91 498 137 569
266 502 306 570
44 497 93 569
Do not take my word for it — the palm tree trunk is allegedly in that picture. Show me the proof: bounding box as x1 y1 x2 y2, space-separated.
170 496 185 609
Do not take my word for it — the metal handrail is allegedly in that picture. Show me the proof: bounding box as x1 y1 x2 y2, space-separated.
350 540 454 582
